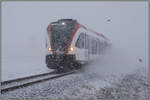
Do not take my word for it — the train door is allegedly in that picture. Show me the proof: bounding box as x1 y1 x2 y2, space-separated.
84 33 88 61
75 33 87 63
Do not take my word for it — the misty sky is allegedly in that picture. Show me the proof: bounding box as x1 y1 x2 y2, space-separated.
2 1 149 77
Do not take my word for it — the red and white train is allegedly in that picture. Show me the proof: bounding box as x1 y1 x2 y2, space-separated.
46 19 110 72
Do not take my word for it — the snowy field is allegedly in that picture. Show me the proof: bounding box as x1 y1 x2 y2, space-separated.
2 57 52 81
1 66 149 99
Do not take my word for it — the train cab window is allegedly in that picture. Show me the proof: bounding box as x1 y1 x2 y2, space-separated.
75 33 85 49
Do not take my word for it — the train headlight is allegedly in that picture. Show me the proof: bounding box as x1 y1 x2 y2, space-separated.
61 22 65 25
48 47 51 51
69 47 74 51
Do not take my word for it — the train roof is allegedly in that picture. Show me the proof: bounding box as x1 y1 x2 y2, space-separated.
51 19 76 24
58 19 75 21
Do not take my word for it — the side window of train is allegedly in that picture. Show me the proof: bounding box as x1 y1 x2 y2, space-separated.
75 33 85 49
88 37 92 54
81 33 86 48
98 40 101 54
91 39 97 54
85 34 89 49
99 40 102 50
92 39 94 54
96 39 99 54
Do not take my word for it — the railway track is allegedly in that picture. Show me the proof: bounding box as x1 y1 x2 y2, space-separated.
1 71 76 93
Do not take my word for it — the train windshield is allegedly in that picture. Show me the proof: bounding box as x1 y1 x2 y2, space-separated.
50 20 76 52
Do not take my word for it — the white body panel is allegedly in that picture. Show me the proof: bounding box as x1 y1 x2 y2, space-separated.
68 27 109 63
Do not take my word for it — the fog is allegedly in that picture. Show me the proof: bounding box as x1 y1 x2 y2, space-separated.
2 1 148 80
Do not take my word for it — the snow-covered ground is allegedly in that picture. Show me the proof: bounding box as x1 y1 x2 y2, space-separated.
1 66 149 99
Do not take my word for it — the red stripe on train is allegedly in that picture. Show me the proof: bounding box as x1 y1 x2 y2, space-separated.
47 24 56 54
78 23 109 40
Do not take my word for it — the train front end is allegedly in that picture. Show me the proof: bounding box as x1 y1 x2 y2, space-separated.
46 19 77 72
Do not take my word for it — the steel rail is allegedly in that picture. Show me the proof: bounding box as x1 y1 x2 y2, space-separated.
1 71 75 93
1 71 55 85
